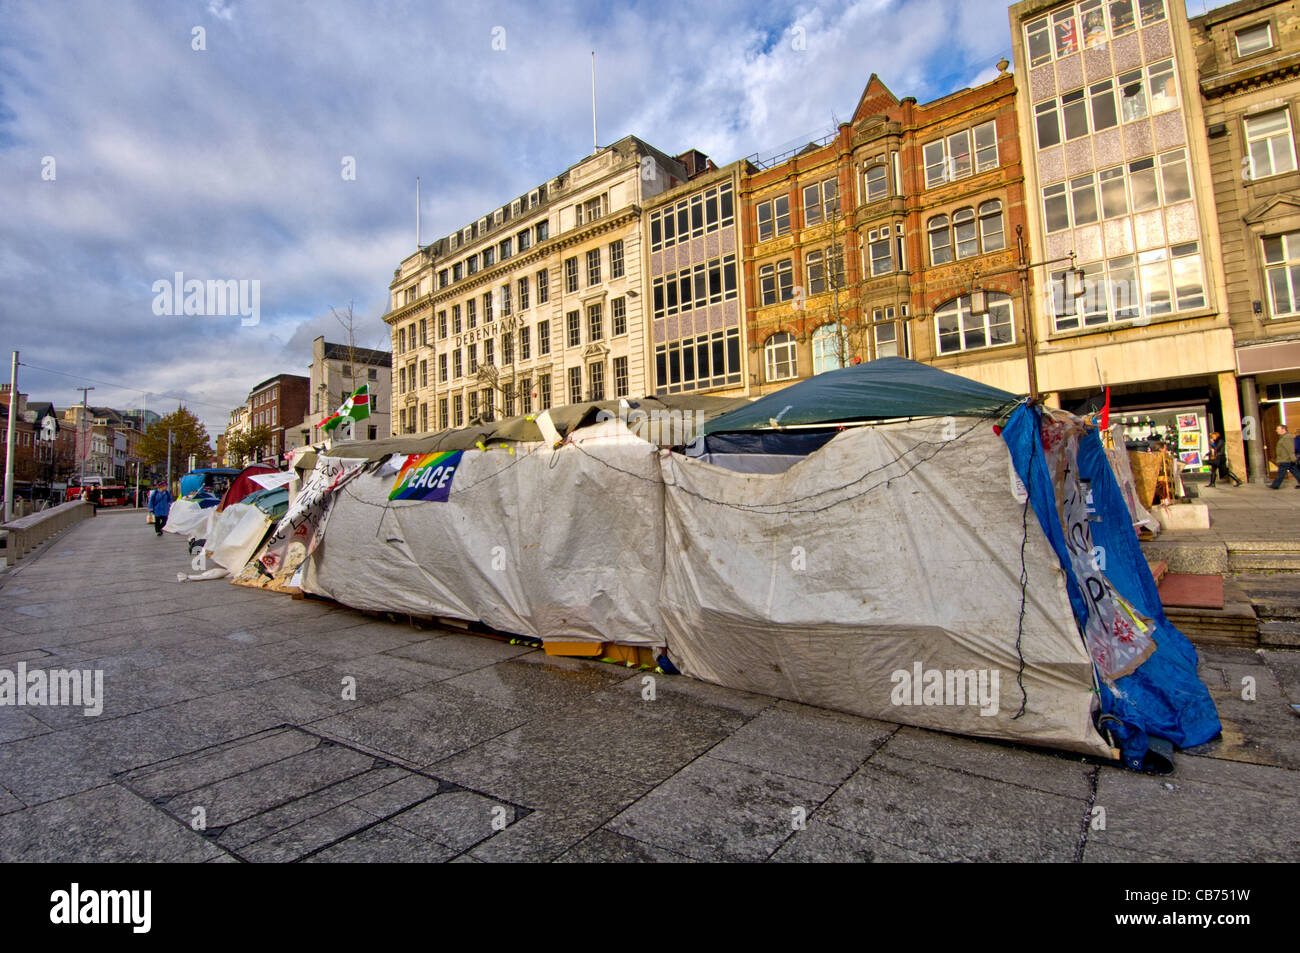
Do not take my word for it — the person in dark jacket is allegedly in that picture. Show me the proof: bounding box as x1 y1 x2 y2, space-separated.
1207 432 1242 487
148 483 172 535
1269 425 1300 489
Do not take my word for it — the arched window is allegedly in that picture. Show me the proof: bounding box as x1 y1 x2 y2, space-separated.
928 215 952 264
812 323 849 375
979 200 1005 252
765 332 798 381
953 207 977 259
865 164 889 203
935 292 1015 354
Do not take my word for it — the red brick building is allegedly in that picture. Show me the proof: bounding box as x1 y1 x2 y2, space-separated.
248 374 309 463
741 66 1032 393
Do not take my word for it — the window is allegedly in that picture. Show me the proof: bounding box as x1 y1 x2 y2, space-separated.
1138 0 1165 27
1062 89 1089 141
1027 16 1052 67
953 208 979 258
929 215 953 263
520 325 531 360
437 310 447 338
807 249 826 294
483 291 493 323
521 379 532 415
438 269 448 289
803 179 838 226
482 247 494 268
612 297 627 336
483 388 494 421
467 298 477 329
420 360 428 388
439 398 448 430
565 257 578 293
452 304 462 334
1264 231 1300 318
1146 59 1176 114
538 320 550 354
1052 243 1204 330
1236 22 1273 57
1119 69 1147 122
468 391 478 421
974 122 998 172
610 240 624 279
503 382 515 417
1129 157 1158 210
1035 99 1061 150
652 255 737 318
1090 80 1118 132
765 332 798 381
453 349 463 378
499 237 512 260
500 283 512 317
588 302 603 341
502 331 513 365
812 323 849 374
1053 7 1078 58
419 318 427 345
518 276 529 311
1110 0 1136 36
439 354 448 383
1099 166 1127 218
870 228 893 274
756 194 790 241
577 196 603 224
1245 109 1298 180
865 164 888 202
979 200 1005 252
517 229 531 252
453 394 463 427
935 293 1014 354
1159 148 1190 204
484 338 494 366
537 268 549 303
467 254 479 276
586 248 600 285
536 221 549 243
468 342 478 373
539 373 551 410
1070 174 1099 226
588 361 605 400
567 310 580 347
872 306 909 359
568 367 582 404
420 403 427 432
1079 0 1107 48
452 262 463 282
614 356 629 397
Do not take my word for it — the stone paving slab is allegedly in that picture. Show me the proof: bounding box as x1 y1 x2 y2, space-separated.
0 507 1296 862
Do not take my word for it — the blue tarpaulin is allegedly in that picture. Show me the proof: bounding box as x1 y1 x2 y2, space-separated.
1002 403 1221 768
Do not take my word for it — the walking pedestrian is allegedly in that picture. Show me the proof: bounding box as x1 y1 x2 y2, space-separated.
1207 432 1243 487
1268 425 1300 489
149 482 172 535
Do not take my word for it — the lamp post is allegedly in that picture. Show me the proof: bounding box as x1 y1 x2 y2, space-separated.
967 224 1084 403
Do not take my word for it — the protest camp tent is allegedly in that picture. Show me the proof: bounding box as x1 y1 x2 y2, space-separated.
284 362 1217 765
218 464 279 510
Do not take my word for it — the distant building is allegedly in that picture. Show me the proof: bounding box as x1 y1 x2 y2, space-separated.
384 135 689 434
247 374 309 463
1191 0 1300 479
287 336 392 449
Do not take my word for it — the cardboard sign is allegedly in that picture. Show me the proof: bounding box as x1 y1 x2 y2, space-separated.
389 451 463 502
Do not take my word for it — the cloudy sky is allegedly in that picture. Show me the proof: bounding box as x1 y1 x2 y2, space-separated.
0 0 1230 436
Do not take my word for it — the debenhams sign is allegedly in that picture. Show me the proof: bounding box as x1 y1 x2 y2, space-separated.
455 315 518 348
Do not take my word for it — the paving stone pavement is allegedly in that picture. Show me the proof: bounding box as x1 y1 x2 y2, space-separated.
0 510 1296 862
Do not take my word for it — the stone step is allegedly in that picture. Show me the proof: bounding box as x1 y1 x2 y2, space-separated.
1258 621 1300 648
1227 553 1300 572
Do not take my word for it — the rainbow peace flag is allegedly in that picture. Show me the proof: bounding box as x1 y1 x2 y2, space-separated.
389 450 464 502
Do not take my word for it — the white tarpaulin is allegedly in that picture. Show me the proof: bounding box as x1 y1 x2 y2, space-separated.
206 502 275 573
303 422 665 644
162 498 215 536
658 418 1109 757
300 414 1111 756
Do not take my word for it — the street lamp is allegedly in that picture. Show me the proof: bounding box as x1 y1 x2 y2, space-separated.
966 225 1085 402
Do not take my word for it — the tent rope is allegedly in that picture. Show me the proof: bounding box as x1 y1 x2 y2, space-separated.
1012 431 1034 720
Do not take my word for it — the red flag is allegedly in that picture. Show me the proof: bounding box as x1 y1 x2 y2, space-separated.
1100 387 1111 430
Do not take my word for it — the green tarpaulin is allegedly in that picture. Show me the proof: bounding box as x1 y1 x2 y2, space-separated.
702 358 1022 434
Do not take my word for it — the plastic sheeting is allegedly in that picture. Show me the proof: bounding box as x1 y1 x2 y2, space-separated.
1002 404 1220 768
660 417 1110 757
206 502 274 573
162 497 216 535
303 422 665 644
